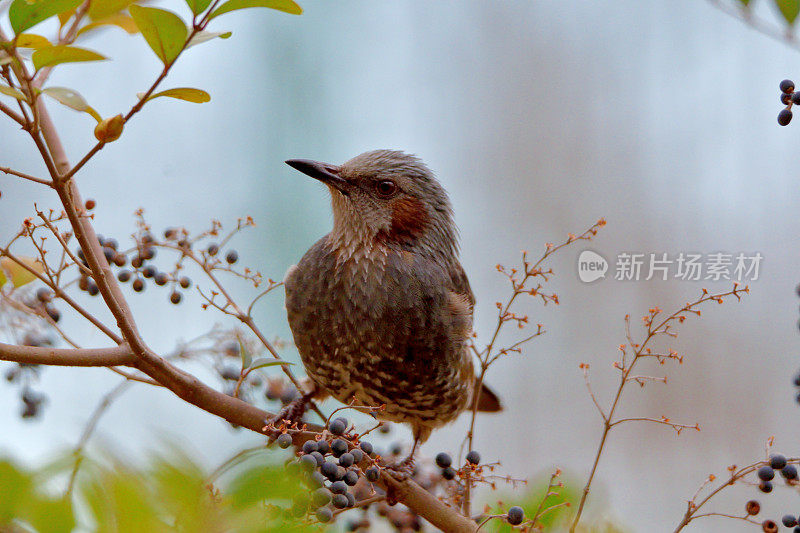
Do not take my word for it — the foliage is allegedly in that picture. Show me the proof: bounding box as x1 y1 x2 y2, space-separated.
0 447 315 533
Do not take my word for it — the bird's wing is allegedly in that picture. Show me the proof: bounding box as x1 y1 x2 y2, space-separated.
445 261 475 337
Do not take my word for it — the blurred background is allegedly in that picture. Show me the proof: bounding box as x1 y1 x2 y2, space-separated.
2 1 799 530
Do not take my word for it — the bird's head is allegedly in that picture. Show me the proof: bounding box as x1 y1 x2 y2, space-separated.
286 150 458 259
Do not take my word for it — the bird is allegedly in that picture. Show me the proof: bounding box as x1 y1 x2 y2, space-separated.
283 149 501 462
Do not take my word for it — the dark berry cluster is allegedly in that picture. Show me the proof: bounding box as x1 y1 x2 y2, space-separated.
5 333 49 419
74 232 193 305
26 287 60 323
751 454 800 531
778 79 800 126
275 417 382 525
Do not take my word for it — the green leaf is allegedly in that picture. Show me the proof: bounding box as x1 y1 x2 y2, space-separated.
238 335 251 369
0 267 6 288
24 497 75 533
247 357 293 371
739 0 751 5
208 0 302 20
185 0 214 15
88 0 135 20
32 45 107 70
129 5 188 66
0 85 27 101
9 0 83 34
139 87 211 103
186 30 232 48
776 0 800 23
16 33 52 49
77 14 139 37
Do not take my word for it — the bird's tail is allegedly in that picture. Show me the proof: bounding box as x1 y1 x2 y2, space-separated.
474 382 502 412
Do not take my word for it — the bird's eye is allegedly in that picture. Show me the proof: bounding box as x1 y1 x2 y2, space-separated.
375 180 398 198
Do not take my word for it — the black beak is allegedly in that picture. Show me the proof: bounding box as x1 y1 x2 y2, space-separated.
285 159 348 194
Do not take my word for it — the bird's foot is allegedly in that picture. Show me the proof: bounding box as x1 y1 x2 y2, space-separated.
382 453 416 481
266 389 315 430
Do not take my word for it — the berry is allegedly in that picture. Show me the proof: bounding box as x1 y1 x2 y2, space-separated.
310 452 324 467
783 515 798 528
131 256 143 268
220 367 239 380
794 372 800 387
299 454 317 471
343 470 359 486
36 288 52 303
142 247 156 260
113 254 127 267
758 465 775 481
302 441 318 455
102 247 114 262
359 441 373 455
164 228 177 239
169 292 182 305
746 500 761 515
315 507 332 523
87 281 99 296
781 79 795 94
85 199 96 210
782 464 798 480
117 270 131 282
339 452 354 468
782 93 792 105
312 488 331 507
349 448 363 463
365 466 380 482
142 266 156 279
179 276 191 289
435 452 452 469
332 494 348 509
329 417 348 435
442 467 456 480
770 454 787 470
141 233 154 244
45 306 60 323
321 461 338 480
507 506 524 526
345 492 355 507
316 440 330 455
762 519 778 533
226 250 238 264
793 92 800 105
206 243 219 256
331 438 348 457
466 450 481 465
78 276 89 291
105 238 118 250
276 433 293 449
154 272 169 286
290 498 306 517
330 480 347 494
779 108 793 126
759 480 773 493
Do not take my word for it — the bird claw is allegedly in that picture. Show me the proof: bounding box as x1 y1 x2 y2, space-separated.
267 390 313 428
383 455 415 481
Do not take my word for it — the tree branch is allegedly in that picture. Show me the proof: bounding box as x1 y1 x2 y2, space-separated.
0 342 134 366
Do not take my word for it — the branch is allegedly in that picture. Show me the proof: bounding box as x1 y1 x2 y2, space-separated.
0 342 134 366
0 165 52 186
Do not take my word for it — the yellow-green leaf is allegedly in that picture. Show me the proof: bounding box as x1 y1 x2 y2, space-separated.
88 0 136 20
32 45 107 70
776 0 800 23
208 0 302 20
9 0 83 35
138 87 211 103
42 86 88 111
0 85 27 102
186 31 232 48
185 0 214 15
16 34 52 49
0 257 43 288
0 267 6 287
77 14 139 37
129 5 188 66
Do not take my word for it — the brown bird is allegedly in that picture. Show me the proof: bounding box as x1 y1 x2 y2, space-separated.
283 150 500 460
